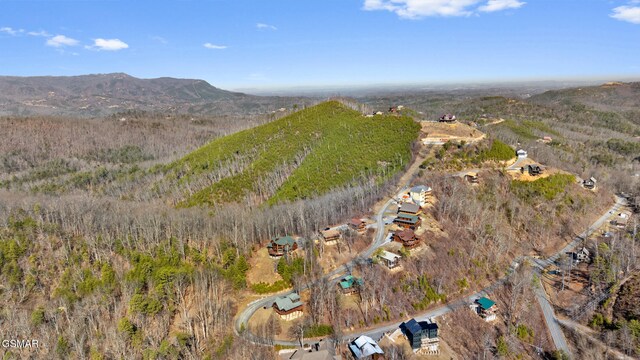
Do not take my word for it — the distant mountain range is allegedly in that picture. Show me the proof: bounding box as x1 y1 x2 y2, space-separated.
0 73 310 117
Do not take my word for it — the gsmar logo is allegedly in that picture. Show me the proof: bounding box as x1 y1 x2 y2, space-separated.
1 339 39 348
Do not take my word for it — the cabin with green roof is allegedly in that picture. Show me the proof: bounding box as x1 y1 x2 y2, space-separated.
471 297 497 322
273 293 304 321
267 235 298 258
338 275 363 295
393 213 421 229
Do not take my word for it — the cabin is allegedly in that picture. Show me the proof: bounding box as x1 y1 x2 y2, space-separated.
393 228 421 249
567 247 590 264
401 318 439 354
279 339 342 360
394 213 421 229
349 336 384 359
470 297 497 322
320 229 341 245
583 177 597 190
409 185 431 207
521 164 543 176
611 216 628 229
349 218 367 232
267 236 298 258
273 293 304 321
374 111 384 116
516 149 528 159
338 275 363 295
379 250 401 269
439 114 456 123
398 202 421 215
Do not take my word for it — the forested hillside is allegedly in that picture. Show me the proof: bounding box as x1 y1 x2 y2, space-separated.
165 101 420 206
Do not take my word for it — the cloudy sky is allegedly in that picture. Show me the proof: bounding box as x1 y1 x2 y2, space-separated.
1 0 639 90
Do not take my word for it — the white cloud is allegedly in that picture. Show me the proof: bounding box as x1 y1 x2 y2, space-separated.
611 5 640 24
256 23 277 30
363 0 525 18
478 0 525 12
46 35 79 47
203 42 227 49
28 30 51 37
1 27 23 35
88 38 129 51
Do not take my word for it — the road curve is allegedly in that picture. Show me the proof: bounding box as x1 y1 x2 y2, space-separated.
234 195 398 345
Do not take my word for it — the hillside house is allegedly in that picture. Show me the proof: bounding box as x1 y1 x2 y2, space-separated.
409 185 432 207
279 339 342 360
393 228 421 249
521 164 543 176
439 114 456 122
273 293 304 321
464 172 479 184
611 216 628 229
379 250 401 269
398 202 421 215
349 218 367 232
394 213 421 229
349 336 384 359
567 247 590 264
389 106 398 113
374 111 383 116
338 275 363 295
401 318 439 354
320 229 341 245
583 177 597 190
267 236 298 258
470 297 497 322
516 149 528 158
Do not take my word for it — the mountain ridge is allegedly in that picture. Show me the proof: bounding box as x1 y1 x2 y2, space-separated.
0 73 309 117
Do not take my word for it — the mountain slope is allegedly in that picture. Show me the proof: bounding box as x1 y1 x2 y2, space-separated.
166 101 421 206
0 73 308 117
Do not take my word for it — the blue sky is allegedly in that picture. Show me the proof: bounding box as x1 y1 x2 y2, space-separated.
1 0 640 90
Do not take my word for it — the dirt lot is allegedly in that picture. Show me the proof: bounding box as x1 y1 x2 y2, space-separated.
246 248 283 286
420 121 485 144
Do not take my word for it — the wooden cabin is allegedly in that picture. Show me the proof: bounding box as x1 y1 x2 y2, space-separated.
398 202 421 215
320 228 341 245
393 228 421 249
273 293 304 321
394 213 421 229
470 297 497 322
267 236 298 258
338 275 363 295
349 218 366 232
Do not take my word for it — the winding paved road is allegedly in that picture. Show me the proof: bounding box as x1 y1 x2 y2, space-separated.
233 135 627 353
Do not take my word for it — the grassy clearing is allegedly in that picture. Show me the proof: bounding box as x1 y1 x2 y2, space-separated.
168 101 420 206
510 174 576 202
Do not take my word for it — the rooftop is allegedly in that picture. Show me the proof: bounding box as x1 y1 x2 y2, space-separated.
339 275 363 289
399 202 421 214
380 250 401 262
349 336 383 359
477 297 496 310
270 236 296 246
274 293 304 312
